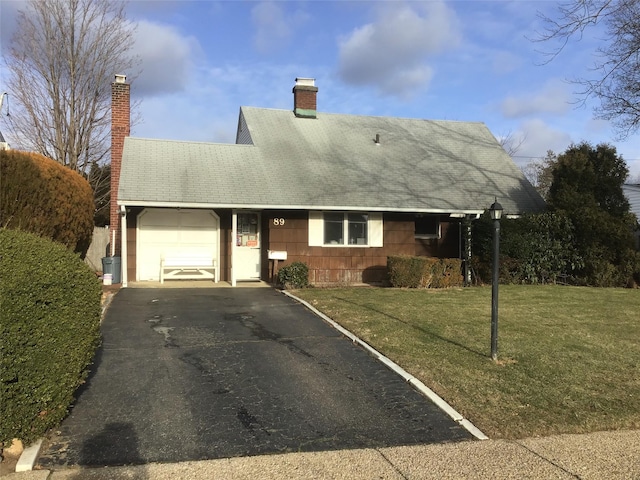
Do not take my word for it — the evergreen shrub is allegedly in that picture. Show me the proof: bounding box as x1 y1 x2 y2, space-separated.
0 229 102 446
472 212 583 285
0 150 95 257
387 255 463 288
277 261 309 289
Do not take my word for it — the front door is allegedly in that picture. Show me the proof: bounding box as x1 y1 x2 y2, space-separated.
235 212 261 280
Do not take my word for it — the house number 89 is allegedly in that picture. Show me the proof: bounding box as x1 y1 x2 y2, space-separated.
273 218 285 226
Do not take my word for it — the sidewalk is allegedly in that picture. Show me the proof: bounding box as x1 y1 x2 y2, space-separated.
4 429 639 479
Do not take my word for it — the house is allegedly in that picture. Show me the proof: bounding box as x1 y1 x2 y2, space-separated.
0 129 9 151
0 92 9 150
110 76 545 287
623 184 640 250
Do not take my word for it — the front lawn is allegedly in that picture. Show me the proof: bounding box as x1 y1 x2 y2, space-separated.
293 285 640 439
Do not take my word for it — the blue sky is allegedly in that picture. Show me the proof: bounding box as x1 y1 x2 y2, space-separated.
2 0 640 180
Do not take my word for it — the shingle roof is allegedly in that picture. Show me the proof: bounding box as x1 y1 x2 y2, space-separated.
119 139 264 206
118 107 545 214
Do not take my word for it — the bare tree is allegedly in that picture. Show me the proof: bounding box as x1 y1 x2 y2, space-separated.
4 0 138 175
522 150 557 200
498 129 527 157
535 0 640 139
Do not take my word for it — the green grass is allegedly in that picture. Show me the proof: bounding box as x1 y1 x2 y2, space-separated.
293 285 640 439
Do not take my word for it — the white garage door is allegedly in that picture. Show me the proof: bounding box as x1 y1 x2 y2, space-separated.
137 208 219 281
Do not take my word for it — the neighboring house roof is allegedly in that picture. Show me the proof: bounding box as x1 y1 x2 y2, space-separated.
623 184 640 221
118 107 545 215
0 130 8 150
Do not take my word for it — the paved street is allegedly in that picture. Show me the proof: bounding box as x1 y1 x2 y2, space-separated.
37 287 471 468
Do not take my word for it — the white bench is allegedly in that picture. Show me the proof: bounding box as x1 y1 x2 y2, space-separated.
160 256 218 283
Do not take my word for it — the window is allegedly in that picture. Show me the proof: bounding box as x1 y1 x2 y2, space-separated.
415 215 440 239
347 213 368 245
324 213 344 244
309 212 383 247
323 212 368 245
236 212 259 247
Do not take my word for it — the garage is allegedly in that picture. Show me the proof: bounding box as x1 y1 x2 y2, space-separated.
137 208 219 281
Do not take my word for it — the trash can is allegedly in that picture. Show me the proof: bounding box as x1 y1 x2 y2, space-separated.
101 256 122 284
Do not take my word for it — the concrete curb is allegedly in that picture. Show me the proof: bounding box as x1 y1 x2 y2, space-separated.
15 439 43 473
283 290 489 441
100 291 117 320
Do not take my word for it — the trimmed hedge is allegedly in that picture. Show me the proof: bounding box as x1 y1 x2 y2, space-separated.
277 261 309 289
0 150 95 258
387 256 463 288
0 229 102 446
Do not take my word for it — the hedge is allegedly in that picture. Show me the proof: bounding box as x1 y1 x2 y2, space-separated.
387 256 463 288
0 229 102 446
0 150 94 258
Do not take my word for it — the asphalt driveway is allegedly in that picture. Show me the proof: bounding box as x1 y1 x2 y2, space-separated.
37 287 472 468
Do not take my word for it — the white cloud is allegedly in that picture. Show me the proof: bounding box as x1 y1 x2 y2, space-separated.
510 119 573 168
585 118 610 135
501 79 572 118
492 51 523 75
132 20 200 97
0 4 196 100
337 1 461 98
134 63 323 143
507 118 640 180
251 2 309 54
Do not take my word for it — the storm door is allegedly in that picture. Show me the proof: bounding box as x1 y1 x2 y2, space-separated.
234 212 261 280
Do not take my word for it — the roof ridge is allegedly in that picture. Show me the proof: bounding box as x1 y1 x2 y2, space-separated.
127 136 254 147
240 105 486 125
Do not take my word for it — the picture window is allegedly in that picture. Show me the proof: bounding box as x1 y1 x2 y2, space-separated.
323 212 369 245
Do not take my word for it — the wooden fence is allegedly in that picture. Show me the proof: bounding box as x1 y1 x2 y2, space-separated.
85 227 110 272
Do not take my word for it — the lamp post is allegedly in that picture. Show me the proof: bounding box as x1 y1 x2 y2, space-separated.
489 198 503 362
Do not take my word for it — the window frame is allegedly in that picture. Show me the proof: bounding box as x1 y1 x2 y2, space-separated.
309 211 383 247
414 215 441 240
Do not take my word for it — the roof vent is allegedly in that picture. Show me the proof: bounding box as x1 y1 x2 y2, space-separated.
374 133 381 145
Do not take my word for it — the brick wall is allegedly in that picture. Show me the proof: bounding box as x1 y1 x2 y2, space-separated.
294 88 317 111
262 211 460 286
124 208 461 284
293 84 318 118
110 79 130 258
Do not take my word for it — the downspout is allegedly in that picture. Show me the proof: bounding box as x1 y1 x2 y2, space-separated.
120 205 128 287
216 215 221 283
231 210 237 287
458 219 462 266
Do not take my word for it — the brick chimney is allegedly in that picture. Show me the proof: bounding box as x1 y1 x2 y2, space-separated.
292 77 318 118
110 73 130 257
